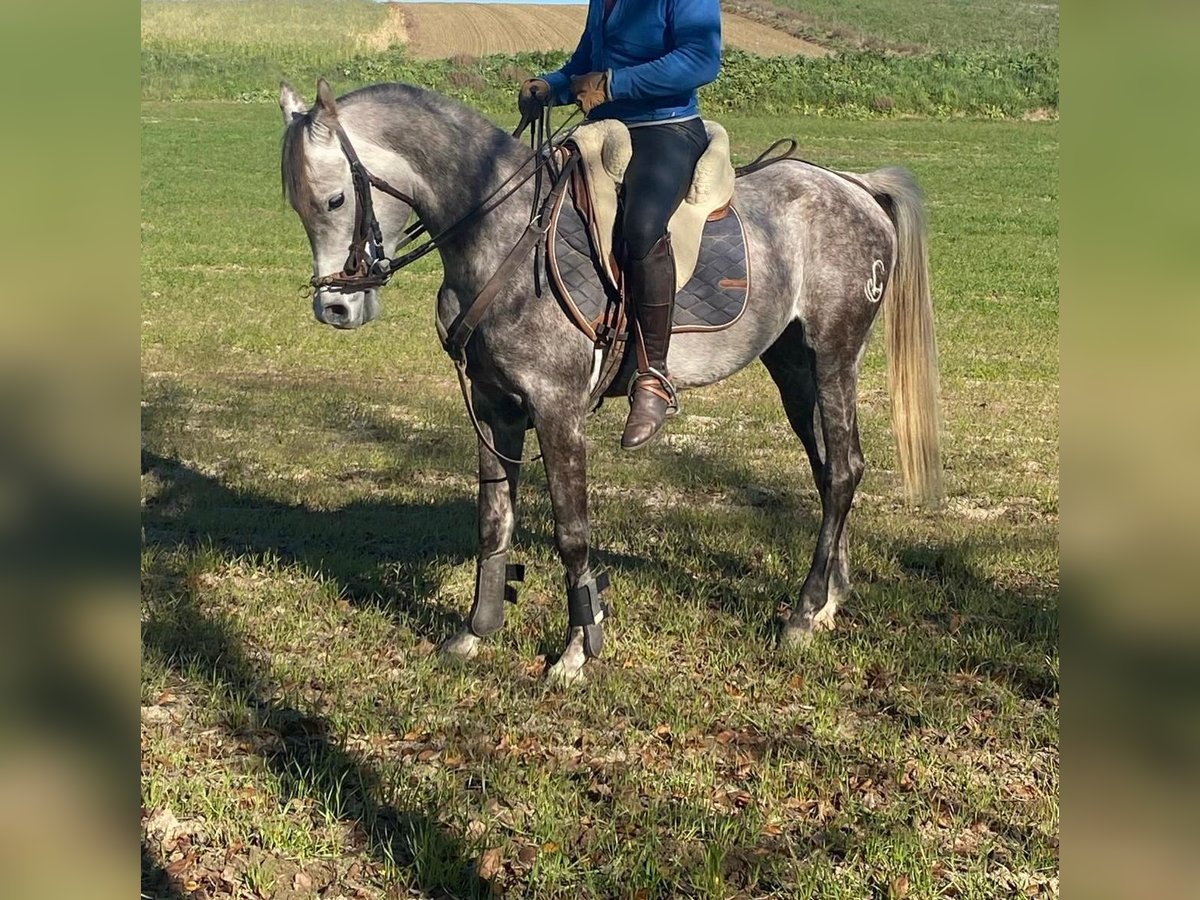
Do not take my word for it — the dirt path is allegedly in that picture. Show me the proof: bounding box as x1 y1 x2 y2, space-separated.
393 3 827 59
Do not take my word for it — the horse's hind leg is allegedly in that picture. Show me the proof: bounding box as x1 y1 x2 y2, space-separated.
783 355 865 646
761 322 825 483
762 324 845 633
440 394 527 659
822 418 865 628
763 323 865 644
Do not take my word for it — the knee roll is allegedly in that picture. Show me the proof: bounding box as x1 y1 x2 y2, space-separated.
623 223 669 262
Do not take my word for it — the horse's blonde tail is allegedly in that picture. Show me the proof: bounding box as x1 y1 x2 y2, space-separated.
861 167 943 505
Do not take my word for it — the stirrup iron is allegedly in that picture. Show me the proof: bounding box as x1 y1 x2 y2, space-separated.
628 366 678 411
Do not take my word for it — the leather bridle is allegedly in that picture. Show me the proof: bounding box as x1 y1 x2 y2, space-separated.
311 106 580 296
306 104 581 466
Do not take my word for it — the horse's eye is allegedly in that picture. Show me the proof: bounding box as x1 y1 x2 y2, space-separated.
328 193 345 211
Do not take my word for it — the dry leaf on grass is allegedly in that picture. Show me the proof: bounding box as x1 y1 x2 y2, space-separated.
516 845 537 865
165 852 195 877
477 847 503 881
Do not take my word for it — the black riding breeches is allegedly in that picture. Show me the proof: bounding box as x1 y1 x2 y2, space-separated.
620 117 709 261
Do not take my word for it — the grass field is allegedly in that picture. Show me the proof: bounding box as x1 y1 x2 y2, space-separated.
140 1 1057 119
141 90 1058 897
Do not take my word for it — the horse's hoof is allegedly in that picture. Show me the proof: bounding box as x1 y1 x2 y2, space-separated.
439 629 481 660
810 600 838 632
779 624 816 652
544 627 589 686
545 658 586 687
779 598 839 651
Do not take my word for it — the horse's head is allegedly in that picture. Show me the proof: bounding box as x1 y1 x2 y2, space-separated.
279 80 411 329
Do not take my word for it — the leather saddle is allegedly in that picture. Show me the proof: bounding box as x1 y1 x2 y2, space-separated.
543 120 751 401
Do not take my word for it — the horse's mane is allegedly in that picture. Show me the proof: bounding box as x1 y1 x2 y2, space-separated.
344 81 499 132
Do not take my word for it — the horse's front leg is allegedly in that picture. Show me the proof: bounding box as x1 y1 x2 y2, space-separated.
440 392 527 659
536 410 609 685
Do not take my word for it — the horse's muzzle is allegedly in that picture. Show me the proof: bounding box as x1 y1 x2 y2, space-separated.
313 289 379 330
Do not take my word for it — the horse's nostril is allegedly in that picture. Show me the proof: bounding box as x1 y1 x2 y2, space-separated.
325 302 350 320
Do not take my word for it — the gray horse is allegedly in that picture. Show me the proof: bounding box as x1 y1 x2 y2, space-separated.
279 80 941 683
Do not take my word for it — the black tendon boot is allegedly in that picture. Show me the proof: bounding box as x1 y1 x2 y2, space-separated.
621 235 679 450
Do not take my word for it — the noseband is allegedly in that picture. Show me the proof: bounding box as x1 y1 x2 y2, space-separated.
312 107 578 296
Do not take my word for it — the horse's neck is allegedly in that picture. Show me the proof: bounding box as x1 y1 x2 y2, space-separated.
355 109 531 265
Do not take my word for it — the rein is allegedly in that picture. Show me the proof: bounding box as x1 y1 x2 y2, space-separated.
312 105 581 467
313 107 580 295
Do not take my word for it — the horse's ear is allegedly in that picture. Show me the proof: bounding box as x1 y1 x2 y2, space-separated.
279 81 307 124
315 78 339 120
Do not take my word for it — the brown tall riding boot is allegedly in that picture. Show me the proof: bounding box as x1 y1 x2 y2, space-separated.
621 235 679 451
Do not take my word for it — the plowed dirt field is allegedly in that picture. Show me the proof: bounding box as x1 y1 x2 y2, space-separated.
392 2 828 59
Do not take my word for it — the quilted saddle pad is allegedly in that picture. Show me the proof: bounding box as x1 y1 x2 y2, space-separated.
546 189 751 339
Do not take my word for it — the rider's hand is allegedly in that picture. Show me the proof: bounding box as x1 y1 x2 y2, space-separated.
570 71 610 116
518 78 552 120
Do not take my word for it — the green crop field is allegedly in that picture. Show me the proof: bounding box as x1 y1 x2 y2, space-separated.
141 3 1058 898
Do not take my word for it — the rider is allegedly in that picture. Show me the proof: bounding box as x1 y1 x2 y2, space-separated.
518 0 723 450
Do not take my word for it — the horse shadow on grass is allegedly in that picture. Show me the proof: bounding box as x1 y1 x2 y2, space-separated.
141 550 481 898
142 355 1057 695
142 446 481 642
892 535 1059 702
141 389 1056 894
596 435 1058 703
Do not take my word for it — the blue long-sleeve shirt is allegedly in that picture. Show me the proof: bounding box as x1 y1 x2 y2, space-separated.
540 0 722 125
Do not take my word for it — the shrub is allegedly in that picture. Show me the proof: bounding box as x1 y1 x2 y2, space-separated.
448 71 486 90
141 43 1059 120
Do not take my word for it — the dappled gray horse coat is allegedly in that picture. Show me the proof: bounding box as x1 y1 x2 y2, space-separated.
280 80 941 683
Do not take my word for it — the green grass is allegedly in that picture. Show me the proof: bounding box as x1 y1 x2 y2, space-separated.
141 0 392 53
141 98 1058 898
739 0 1059 53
